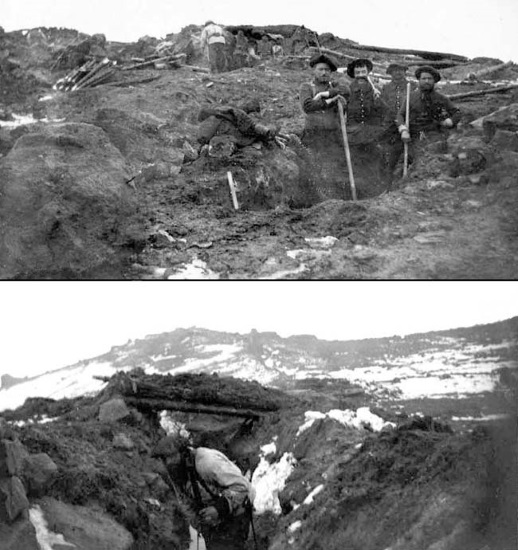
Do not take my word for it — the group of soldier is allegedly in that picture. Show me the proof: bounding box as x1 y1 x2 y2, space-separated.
200 21 279 73
300 53 461 199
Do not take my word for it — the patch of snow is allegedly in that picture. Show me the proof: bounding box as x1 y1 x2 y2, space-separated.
452 414 510 422
296 411 326 436
0 361 117 412
288 520 302 533
297 408 394 434
160 411 191 439
167 259 219 279
303 484 324 505
29 505 75 549
260 439 277 457
251 452 297 515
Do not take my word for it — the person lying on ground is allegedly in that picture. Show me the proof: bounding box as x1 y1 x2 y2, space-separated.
197 99 288 157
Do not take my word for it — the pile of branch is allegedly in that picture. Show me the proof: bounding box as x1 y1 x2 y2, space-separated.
121 52 186 71
97 371 286 418
54 57 117 91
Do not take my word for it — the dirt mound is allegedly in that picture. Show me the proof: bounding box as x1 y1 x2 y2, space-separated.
0 121 145 278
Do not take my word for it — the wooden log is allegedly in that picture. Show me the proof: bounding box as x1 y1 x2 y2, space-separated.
182 64 210 73
345 42 468 63
124 397 267 418
447 83 518 101
468 60 514 80
308 47 385 67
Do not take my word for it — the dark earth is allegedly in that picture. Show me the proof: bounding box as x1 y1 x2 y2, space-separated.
0 25 517 278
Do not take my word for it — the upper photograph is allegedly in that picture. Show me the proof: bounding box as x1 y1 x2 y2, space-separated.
1 0 517 279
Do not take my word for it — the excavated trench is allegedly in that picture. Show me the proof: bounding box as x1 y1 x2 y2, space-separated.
2 371 516 550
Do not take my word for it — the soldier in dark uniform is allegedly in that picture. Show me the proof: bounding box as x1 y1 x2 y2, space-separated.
345 58 388 195
300 53 350 200
396 65 461 166
380 63 415 186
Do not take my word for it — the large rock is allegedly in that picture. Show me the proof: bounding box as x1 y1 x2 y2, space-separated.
0 516 39 550
94 108 185 174
491 129 518 152
0 440 28 476
98 398 131 423
0 476 29 523
22 453 58 496
0 122 144 279
34 497 134 550
470 103 518 137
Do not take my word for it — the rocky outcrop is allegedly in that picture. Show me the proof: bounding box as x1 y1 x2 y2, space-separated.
0 122 145 278
33 497 134 550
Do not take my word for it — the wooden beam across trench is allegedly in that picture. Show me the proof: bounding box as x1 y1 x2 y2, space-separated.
123 397 268 419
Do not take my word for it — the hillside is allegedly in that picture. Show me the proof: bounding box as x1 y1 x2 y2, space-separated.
1 317 516 420
0 323 516 549
1 25 518 278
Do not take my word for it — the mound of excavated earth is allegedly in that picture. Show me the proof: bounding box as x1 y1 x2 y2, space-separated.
0 371 515 550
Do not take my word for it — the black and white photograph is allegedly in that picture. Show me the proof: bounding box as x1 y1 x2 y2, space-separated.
0 282 516 549
0 0 517 279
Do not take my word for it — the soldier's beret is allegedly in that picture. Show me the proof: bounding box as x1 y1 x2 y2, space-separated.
387 63 407 74
309 53 338 72
415 65 441 82
347 58 374 78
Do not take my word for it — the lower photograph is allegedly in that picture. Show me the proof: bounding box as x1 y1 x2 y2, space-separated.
0 281 516 550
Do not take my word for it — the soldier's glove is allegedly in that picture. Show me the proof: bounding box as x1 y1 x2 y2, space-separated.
440 118 453 128
313 91 330 101
401 130 411 143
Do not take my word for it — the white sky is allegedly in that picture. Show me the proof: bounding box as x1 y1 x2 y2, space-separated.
0 282 516 379
1 0 517 62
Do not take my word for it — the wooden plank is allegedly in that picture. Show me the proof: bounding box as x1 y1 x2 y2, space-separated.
124 397 267 418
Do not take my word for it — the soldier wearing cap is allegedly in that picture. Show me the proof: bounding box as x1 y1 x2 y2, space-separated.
396 65 461 157
299 53 351 200
344 58 388 194
346 58 386 143
380 63 416 186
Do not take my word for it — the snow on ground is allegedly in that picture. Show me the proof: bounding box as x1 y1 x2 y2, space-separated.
452 414 511 422
297 407 395 436
251 444 297 515
29 505 75 549
327 344 517 399
0 361 118 412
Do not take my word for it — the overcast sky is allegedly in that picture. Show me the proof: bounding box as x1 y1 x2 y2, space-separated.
0 282 516 379
2 0 517 61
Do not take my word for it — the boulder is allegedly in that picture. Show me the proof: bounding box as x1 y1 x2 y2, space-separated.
447 135 492 177
0 440 29 476
0 516 39 550
98 398 131 423
470 103 518 138
0 476 29 523
0 420 16 441
491 129 518 152
0 122 143 279
94 108 185 174
35 497 134 550
22 453 58 496
112 433 134 450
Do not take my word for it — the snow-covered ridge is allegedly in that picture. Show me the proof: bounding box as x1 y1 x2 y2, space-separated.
1 324 516 412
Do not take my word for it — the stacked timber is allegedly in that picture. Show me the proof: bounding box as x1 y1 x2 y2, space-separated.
97 370 286 418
